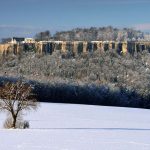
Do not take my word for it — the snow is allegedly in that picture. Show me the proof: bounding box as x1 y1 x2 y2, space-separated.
0 103 150 150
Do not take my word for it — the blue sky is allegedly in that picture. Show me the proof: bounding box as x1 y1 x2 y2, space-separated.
0 0 150 39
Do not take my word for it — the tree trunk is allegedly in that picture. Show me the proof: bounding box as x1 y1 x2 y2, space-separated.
12 115 17 128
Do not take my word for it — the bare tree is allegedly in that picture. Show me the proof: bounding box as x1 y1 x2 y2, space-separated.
0 80 39 128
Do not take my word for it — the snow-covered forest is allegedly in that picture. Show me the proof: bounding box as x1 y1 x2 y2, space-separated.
0 48 150 108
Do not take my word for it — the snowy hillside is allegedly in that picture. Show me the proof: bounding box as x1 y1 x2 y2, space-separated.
0 103 150 150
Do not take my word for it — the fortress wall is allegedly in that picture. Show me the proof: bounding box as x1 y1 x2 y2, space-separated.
0 41 150 57
73 41 78 54
0 43 14 55
122 42 127 54
61 41 67 53
83 41 87 53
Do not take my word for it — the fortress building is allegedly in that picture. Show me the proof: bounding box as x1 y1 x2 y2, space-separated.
0 38 150 57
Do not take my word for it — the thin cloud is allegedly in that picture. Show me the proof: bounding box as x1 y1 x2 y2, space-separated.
100 0 150 4
0 25 43 30
59 0 149 9
112 0 150 4
0 25 73 39
73 0 150 5
0 25 44 39
134 23 150 31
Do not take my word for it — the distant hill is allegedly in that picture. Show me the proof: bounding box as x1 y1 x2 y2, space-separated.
53 26 144 41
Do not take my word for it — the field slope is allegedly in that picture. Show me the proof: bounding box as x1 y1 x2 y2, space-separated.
0 103 150 150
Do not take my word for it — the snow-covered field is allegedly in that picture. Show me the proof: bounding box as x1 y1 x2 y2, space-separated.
0 103 150 150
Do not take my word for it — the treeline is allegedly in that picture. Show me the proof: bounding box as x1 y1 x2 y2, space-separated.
53 26 143 41
33 26 144 42
1 26 145 43
33 82 149 109
0 76 149 109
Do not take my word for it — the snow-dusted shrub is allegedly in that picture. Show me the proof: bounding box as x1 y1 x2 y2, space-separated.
3 117 13 129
